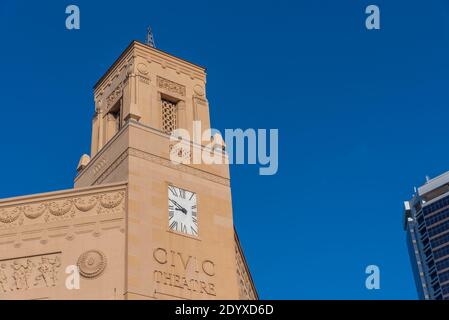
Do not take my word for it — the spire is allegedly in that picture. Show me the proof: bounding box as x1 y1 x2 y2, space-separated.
146 26 156 48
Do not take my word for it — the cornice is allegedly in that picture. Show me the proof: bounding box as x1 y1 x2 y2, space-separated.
0 183 127 236
94 41 206 96
0 182 127 207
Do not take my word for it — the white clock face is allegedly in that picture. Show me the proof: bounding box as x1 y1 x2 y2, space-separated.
168 185 198 236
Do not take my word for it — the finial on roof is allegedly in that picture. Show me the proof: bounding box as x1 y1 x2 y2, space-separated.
146 26 156 48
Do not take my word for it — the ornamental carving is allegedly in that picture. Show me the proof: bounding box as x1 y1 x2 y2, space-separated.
73 196 98 212
194 96 207 106
105 82 123 110
0 190 126 229
127 148 230 186
93 147 230 187
193 84 205 96
157 76 186 97
139 76 150 85
235 241 257 300
23 203 46 219
77 250 107 279
0 253 61 294
0 207 21 224
99 192 124 209
92 158 108 177
48 200 74 217
137 62 149 75
169 142 192 163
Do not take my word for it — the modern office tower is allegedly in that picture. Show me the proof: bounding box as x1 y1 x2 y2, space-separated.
404 171 449 300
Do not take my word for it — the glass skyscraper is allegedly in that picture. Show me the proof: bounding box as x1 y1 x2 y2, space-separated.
404 171 449 300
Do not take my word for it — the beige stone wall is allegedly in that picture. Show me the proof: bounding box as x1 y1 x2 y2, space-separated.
125 148 237 299
76 40 256 300
235 232 258 300
75 123 130 188
0 183 127 300
0 40 257 300
90 41 211 158
74 120 252 300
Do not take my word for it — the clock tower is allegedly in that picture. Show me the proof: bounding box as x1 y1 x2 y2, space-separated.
0 40 256 300
74 40 257 300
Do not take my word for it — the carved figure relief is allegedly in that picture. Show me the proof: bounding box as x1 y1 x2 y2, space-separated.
36 256 61 287
0 264 9 292
0 253 61 294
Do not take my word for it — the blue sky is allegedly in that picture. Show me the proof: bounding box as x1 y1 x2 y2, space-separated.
2 0 449 299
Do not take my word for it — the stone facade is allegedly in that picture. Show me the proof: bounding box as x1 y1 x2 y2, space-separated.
0 183 127 299
0 41 257 300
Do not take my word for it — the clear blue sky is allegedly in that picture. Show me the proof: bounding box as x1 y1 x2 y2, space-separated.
2 0 449 299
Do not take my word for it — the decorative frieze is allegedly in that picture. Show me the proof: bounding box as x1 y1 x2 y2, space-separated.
105 82 123 110
128 148 230 187
0 253 61 293
0 189 126 230
91 145 229 187
138 76 150 85
157 76 186 97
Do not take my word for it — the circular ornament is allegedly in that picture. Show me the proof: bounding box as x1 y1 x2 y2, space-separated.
77 250 107 279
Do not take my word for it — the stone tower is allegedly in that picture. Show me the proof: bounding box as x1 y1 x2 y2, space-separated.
0 41 257 300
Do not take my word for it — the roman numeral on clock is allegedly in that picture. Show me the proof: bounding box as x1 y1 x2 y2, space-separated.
168 186 178 197
179 189 186 199
191 227 198 236
169 221 178 231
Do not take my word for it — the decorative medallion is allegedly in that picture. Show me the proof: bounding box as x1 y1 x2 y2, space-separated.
137 63 149 75
77 250 107 279
193 84 205 96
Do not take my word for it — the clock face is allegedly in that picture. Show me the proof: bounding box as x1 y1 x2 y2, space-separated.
168 185 198 236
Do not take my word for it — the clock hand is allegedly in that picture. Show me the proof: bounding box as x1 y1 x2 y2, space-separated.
170 199 183 209
175 207 187 214
170 200 187 214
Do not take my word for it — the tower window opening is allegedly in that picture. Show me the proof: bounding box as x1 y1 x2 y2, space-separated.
161 97 178 134
109 99 123 133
